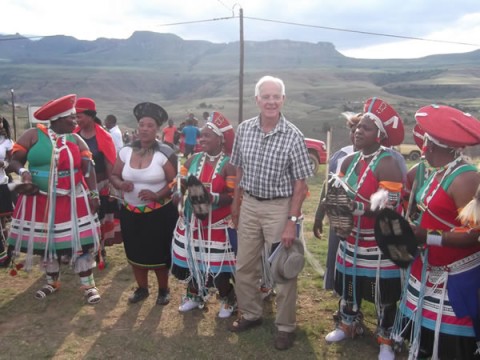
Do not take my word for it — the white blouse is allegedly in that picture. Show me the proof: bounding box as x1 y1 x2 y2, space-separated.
119 146 168 206
0 136 13 185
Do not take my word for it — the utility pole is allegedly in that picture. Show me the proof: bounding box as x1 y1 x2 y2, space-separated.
11 89 16 141
238 7 244 124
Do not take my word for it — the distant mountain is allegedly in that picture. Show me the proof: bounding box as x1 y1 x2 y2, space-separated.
0 31 353 69
1 31 479 152
2 31 479 69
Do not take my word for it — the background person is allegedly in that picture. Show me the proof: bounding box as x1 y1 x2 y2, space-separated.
0 116 14 266
74 98 117 261
161 119 177 149
186 112 199 126
181 119 200 158
123 131 131 145
6 94 102 304
313 112 360 290
171 111 237 318
229 75 313 351
104 114 124 152
324 98 405 360
202 111 210 126
110 102 178 306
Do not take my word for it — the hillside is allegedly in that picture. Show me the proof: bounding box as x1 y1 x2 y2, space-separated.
0 31 479 152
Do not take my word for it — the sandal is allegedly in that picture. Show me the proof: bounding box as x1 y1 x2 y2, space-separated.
228 316 262 332
85 287 101 305
35 284 58 300
156 288 170 306
128 287 149 304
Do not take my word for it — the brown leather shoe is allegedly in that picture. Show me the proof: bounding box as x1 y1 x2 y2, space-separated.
274 331 295 350
228 316 263 332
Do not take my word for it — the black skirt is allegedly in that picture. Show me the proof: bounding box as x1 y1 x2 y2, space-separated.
334 272 402 305
400 322 480 360
120 201 178 269
0 184 14 216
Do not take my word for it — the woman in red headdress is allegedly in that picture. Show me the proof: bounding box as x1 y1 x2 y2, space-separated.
74 98 118 259
392 105 480 360
171 111 237 318
6 94 102 304
325 98 406 360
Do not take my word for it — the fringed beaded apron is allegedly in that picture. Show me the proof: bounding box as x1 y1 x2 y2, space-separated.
7 128 100 270
334 149 402 333
392 162 480 360
171 152 236 300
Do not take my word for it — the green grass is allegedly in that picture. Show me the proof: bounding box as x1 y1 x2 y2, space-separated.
0 169 411 359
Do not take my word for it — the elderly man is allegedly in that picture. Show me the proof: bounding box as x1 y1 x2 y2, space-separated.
229 75 313 350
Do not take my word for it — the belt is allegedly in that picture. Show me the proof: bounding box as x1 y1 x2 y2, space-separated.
244 190 287 201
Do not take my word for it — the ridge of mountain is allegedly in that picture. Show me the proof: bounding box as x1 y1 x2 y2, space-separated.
0 31 479 152
2 31 479 69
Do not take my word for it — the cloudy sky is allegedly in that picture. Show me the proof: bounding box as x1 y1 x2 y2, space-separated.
2 0 479 59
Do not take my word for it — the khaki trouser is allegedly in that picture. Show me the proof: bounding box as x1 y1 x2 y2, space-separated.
235 193 298 332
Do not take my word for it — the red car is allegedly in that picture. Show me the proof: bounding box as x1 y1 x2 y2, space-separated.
305 138 327 174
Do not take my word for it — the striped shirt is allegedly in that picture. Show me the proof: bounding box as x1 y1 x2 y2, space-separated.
230 114 313 199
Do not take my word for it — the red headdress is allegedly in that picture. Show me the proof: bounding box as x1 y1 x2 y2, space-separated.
34 94 76 122
363 97 404 147
415 104 480 148
205 112 235 155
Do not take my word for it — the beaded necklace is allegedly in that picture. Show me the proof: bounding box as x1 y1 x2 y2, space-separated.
418 155 464 209
343 146 384 202
45 128 82 262
205 151 223 162
191 151 226 181
47 128 64 165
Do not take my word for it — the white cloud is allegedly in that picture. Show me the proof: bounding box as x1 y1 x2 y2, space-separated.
1 0 479 58
341 12 480 59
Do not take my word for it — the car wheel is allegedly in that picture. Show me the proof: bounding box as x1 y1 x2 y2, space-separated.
308 152 319 174
409 151 421 161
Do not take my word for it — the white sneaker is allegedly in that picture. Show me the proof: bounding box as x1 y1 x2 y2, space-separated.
378 344 395 360
325 328 346 342
178 297 200 312
218 300 236 318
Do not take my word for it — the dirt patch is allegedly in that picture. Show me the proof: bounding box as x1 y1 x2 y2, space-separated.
0 175 410 359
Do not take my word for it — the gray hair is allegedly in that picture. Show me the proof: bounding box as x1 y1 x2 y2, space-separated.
254 75 286 97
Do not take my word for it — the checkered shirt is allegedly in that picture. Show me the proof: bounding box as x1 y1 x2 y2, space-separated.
230 115 313 199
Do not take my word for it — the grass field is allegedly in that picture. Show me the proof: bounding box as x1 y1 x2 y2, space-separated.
0 167 413 360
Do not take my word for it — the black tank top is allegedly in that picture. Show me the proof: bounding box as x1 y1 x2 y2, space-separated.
81 135 106 175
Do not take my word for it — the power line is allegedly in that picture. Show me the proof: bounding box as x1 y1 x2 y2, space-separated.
215 0 234 13
243 16 480 47
155 16 234 27
0 17 235 42
1 14 478 48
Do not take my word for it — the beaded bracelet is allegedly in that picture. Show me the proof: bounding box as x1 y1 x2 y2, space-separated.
88 190 100 200
18 167 30 176
351 201 365 216
426 230 443 246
